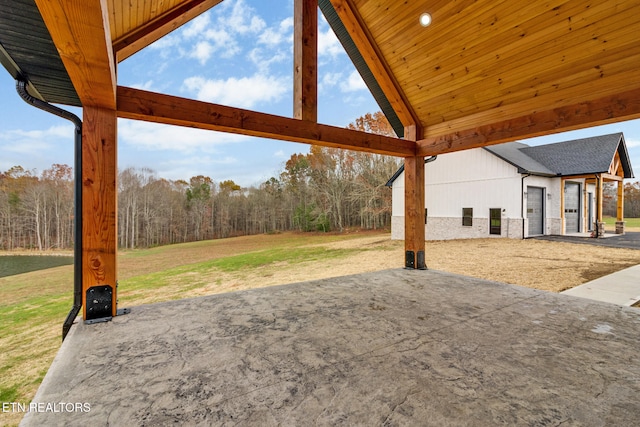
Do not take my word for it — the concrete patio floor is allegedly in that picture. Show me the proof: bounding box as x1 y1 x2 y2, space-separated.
22 269 640 426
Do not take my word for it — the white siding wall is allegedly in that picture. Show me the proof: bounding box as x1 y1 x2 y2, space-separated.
391 148 563 240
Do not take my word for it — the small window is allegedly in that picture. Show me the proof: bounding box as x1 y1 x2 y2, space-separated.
462 208 473 226
489 208 501 235
425 208 428 225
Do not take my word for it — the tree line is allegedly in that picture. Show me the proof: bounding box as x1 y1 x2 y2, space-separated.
0 112 402 250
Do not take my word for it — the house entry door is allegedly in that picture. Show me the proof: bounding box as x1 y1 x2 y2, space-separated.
565 182 580 233
527 186 544 236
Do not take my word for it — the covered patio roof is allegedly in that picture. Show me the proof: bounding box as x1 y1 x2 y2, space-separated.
0 0 639 155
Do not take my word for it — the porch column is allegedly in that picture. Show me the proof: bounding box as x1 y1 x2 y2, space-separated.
560 178 565 234
616 180 625 234
595 174 605 237
404 122 425 269
82 106 118 320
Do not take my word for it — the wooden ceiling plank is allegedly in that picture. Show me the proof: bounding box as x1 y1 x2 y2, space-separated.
329 0 419 129
412 26 640 125
421 66 640 140
34 0 116 109
116 86 416 156
113 0 223 62
420 58 640 133
388 0 576 74
418 46 640 126
400 1 635 103
416 87 640 157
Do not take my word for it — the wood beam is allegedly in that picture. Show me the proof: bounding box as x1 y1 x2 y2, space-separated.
116 86 416 156
294 0 318 122
403 125 425 269
34 0 116 109
601 173 624 182
329 0 419 128
417 88 640 156
617 180 624 222
82 106 118 320
596 175 604 223
113 0 223 62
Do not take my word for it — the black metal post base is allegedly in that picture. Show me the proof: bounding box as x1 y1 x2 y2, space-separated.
405 250 427 270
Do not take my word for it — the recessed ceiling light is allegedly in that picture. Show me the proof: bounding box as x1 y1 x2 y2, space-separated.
420 13 432 27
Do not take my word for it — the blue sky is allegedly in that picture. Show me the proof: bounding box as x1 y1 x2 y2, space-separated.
1 0 639 186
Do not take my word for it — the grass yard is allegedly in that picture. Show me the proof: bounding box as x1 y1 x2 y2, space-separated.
1 230 640 426
603 216 640 231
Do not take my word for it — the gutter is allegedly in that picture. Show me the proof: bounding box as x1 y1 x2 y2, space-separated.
385 155 438 187
16 79 82 341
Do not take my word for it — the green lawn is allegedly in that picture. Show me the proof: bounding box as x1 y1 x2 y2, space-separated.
603 216 640 229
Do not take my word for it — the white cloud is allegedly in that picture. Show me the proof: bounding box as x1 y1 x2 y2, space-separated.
625 138 640 148
318 26 343 58
258 17 293 46
247 48 289 73
225 0 266 34
273 150 286 158
183 74 288 109
183 14 211 39
189 41 214 65
118 120 247 154
0 125 73 150
341 70 367 92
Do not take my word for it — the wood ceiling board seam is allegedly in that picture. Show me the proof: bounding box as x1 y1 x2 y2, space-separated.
113 0 223 62
381 0 576 61
116 86 416 156
414 40 640 123
416 88 640 156
373 0 511 48
414 45 640 125
404 15 640 122
421 69 640 137
385 0 578 79
396 0 634 97
329 0 420 129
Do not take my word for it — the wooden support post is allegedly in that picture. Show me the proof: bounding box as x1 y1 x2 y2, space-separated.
595 174 605 237
82 106 118 320
404 125 425 269
616 179 625 234
560 178 565 234
617 180 624 222
404 156 425 269
293 0 317 122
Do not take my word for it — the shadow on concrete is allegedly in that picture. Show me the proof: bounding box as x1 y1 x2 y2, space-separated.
532 231 640 249
22 269 640 426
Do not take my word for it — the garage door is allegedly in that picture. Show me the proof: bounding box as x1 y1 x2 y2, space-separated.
527 186 544 236
565 182 580 233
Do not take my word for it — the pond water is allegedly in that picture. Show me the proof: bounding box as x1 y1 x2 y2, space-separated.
0 256 74 278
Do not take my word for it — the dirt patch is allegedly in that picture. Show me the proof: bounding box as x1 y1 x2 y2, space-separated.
119 234 640 305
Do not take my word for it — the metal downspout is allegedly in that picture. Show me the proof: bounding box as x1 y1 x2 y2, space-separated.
16 79 82 341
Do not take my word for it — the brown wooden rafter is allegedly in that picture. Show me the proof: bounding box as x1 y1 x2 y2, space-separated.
34 0 116 109
116 86 416 156
329 0 420 130
112 0 223 62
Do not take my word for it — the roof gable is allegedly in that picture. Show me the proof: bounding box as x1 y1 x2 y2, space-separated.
487 133 634 178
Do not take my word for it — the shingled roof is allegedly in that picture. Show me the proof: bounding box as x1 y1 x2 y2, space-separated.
485 133 634 178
